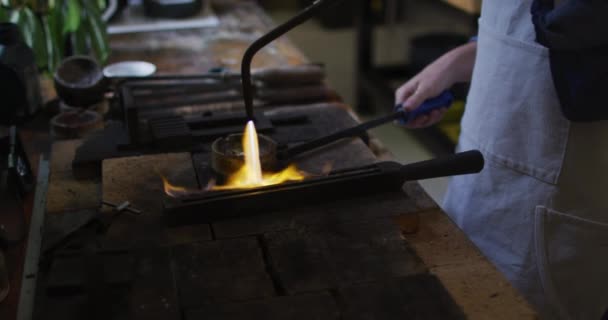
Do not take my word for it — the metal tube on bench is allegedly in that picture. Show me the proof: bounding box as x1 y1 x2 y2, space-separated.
241 0 345 121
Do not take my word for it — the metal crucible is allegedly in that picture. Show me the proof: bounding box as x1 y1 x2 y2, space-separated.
211 133 278 181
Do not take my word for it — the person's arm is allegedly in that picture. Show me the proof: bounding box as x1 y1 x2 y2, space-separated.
395 41 477 128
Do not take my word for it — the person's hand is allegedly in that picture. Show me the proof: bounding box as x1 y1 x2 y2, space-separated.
395 42 477 128
395 68 451 128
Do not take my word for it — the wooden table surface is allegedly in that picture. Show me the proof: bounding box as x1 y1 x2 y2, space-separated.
5 1 535 319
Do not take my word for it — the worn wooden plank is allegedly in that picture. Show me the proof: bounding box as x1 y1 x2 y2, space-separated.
185 292 339 320
171 237 275 308
398 210 537 319
339 274 466 320
101 153 211 247
264 219 426 294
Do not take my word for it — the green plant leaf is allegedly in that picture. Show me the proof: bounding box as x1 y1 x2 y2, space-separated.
7 0 24 7
9 7 21 23
82 0 109 63
41 15 60 72
8 7 47 69
71 23 87 55
10 9 32 45
26 7 47 69
47 0 63 58
62 0 80 34
96 0 105 11
0 6 9 22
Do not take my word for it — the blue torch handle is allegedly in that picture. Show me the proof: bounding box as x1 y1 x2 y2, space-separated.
394 90 454 124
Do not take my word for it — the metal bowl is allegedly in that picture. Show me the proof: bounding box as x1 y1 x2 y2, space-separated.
211 133 277 179
54 55 108 107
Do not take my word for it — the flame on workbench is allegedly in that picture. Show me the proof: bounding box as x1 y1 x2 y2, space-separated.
210 121 307 190
161 175 205 198
161 121 317 197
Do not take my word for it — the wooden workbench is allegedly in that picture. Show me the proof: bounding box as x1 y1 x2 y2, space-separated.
8 1 535 319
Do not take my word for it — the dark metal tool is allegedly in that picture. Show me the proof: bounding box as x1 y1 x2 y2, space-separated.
241 0 344 121
163 150 484 226
277 90 454 160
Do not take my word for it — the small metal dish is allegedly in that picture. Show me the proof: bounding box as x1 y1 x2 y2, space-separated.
103 61 156 78
211 133 277 179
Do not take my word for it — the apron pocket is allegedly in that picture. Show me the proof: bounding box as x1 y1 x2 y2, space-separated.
534 206 608 320
460 23 570 185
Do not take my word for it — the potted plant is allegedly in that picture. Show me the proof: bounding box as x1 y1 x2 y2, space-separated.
0 0 110 74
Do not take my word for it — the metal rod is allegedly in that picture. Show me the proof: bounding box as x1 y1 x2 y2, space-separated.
17 157 50 320
241 0 343 121
277 110 406 160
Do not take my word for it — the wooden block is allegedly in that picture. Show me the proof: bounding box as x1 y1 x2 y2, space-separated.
47 140 102 214
171 237 275 308
46 256 86 293
46 251 135 295
403 181 439 211
46 176 101 214
212 191 417 239
102 153 206 246
129 248 181 320
185 292 339 320
402 210 537 319
50 140 82 175
165 224 213 246
102 153 198 214
42 209 99 253
339 274 466 320
33 295 89 320
264 219 427 294
34 287 131 320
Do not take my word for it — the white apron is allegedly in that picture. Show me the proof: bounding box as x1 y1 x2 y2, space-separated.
442 1 608 319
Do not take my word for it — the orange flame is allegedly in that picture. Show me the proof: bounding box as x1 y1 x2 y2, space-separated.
161 121 312 197
161 175 205 198
211 121 307 190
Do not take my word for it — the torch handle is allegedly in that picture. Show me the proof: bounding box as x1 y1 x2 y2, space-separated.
399 150 485 181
